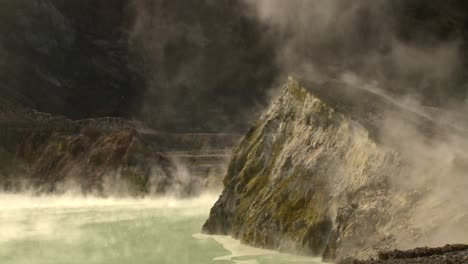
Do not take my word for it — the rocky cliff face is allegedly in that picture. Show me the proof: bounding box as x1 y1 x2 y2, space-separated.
203 78 468 261
0 0 240 195
0 104 235 196
0 108 173 196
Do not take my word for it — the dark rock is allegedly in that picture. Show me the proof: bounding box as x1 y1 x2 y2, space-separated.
339 245 468 264
377 245 468 261
0 0 140 119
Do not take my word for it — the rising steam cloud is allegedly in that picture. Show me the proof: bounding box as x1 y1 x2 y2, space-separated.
127 0 277 132
243 0 467 106
243 0 468 248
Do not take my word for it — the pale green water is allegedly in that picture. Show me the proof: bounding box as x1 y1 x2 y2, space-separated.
0 194 322 264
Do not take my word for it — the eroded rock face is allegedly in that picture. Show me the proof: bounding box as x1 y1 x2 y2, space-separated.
0 106 236 196
0 109 174 196
203 78 468 260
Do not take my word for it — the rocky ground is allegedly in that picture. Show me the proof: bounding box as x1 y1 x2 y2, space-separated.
339 245 468 264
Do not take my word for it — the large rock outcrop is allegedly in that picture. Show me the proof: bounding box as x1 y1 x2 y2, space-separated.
203 77 468 261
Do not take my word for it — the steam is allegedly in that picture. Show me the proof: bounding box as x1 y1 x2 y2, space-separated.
243 0 468 249
380 110 468 247
0 192 218 211
127 0 277 132
0 193 219 261
243 0 466 104
0 160 224 198
0 193 322 264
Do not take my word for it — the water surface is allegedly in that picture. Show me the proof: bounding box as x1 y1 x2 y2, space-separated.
0 194 322 264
